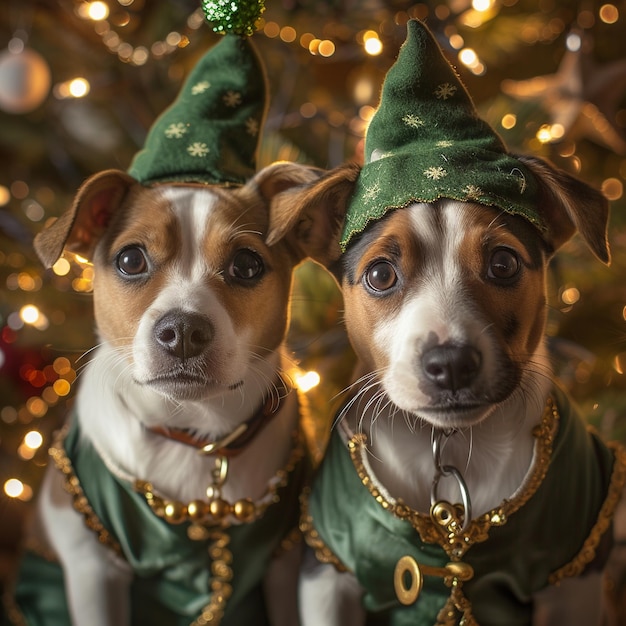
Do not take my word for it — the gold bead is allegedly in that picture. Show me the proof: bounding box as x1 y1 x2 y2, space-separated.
208 498 231 520
233 498 256 522
164 500 187 524
188 524 211 541
187 499 209 521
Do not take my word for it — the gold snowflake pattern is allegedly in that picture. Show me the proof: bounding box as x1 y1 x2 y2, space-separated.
463 184 482 200
192 81 211 95
363 181 381 202
402 113 424 129
424 166 447 180
187 142 210 157
223 90 242 107
434 83 457 100
245 117 259 136
164 123 187 139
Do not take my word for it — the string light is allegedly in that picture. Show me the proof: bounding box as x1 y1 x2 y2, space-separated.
54 78 91 99
4 478 25 499
501 114 517 130
362 31 383 56
599 4 619 24
472 0 494 12
561 286 581 306
294 370 321 393
458 48 485 75
82 1 110 21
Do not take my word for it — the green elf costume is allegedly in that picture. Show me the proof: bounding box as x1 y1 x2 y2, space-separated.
302 19 626 626
4 4 309 626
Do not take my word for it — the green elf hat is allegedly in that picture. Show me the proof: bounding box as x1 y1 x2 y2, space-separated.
341 19 543 250
127 2 267 186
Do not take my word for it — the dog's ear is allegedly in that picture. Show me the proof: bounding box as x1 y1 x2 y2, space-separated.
265 162 360 267
516 154 610 265
34 170 136 268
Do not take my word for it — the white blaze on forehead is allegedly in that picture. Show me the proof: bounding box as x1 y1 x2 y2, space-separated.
372 201 498 407
160 186 217 284
131 187 241 381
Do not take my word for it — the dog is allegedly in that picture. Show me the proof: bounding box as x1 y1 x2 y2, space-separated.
4 161 348 626
276 153 626 625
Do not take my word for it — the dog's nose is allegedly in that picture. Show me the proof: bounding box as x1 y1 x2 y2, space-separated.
154 310 213 360
421 343 482 391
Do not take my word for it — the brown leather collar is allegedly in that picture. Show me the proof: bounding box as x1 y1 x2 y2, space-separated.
148 379 292 458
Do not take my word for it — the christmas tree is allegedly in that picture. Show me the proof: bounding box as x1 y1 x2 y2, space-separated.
1 0 625 610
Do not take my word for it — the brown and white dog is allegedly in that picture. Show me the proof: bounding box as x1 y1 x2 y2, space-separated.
280 156 625 625
9 162 346 626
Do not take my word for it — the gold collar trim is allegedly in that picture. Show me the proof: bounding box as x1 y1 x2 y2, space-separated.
134 427 305 535
347 397 560 560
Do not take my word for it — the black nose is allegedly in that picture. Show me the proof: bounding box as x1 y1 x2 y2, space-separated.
421 343 482 391
154 310 213 361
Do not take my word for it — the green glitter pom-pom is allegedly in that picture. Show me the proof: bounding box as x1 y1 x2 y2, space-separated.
201 0 265 37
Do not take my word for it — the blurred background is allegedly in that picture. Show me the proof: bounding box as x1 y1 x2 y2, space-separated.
0 0 625 611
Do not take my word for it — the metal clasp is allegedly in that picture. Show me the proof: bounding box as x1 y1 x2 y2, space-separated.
430 429 472 531
205 456 229 499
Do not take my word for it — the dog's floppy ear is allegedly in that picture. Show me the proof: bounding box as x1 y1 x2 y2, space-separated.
266 162 360 267
517 154 610 265
34 170 136 268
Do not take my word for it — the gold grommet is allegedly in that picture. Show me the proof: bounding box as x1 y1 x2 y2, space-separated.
393 555 423 606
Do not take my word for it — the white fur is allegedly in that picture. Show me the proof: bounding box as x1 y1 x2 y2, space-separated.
31 185 301 626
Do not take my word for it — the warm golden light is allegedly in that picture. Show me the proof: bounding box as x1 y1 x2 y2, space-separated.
601 177 623 201
69 78 90 98
561 287 581 305
20 304 41 325
53 379 72 397
53 357 72 376
599 4 619 24
86 1 109 21
294 371 321 393
24 431 44 450
318 40 336 57
459 48 478 66
52 258 71 276
363 31 383 56
0 185 9 206
536 125 553 143
4 478 24 499
26 397 48 418
264 21 280 38
501 114 517 130
472 0 493 11
280 26 297 43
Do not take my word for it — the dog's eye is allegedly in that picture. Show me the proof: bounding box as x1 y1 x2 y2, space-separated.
116 246 148 276
365 261 397 292
488 248 520 281
229 249 264 281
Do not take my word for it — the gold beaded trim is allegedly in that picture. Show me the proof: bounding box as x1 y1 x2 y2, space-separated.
134 428 305 531
548 437 626 585
299 488 347 572
50 424 123 556
435 586 478 626
348 397 559 560
191 530 233 626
